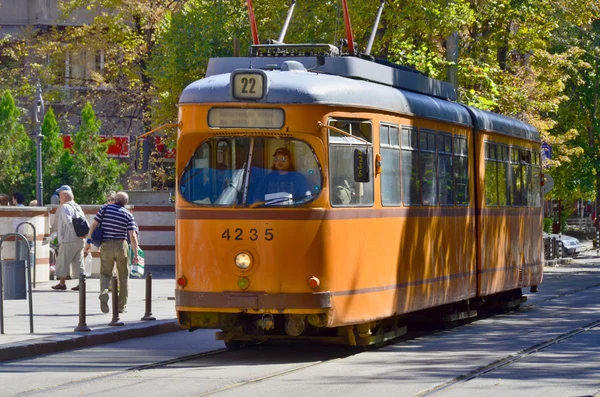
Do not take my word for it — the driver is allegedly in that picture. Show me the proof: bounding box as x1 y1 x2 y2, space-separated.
254 147 309 203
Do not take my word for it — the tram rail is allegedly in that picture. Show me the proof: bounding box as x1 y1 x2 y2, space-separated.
11 278 600 397
125 280 600 396
414 318 600 396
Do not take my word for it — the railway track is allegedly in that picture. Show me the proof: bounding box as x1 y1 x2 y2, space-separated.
413 318 600 396
12 278 599 397
133 283 600 397
120 279 600 396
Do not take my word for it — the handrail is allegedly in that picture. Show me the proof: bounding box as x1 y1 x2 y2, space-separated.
0 232 34 334
137 123 179 140
316 122 371 145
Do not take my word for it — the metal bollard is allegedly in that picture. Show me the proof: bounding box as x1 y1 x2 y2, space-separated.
74 274 90 332
557 233 563 259
108 276 123 326
141 272 156 321
596 226 600 256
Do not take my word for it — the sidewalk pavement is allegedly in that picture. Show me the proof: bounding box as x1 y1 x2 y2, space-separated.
579 239 600 257
0 269 182 362
545 239 600 266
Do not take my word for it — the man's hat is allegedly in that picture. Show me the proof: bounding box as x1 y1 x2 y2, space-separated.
56 185 72 193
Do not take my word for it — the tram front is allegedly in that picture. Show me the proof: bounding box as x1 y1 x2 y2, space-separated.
175 67 339 346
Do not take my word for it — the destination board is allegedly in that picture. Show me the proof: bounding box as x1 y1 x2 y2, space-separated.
208 108 285 129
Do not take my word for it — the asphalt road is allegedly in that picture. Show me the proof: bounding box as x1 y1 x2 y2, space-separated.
1 259 599 397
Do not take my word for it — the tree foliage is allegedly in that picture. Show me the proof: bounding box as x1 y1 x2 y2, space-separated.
65 103 127 204
4 0 600 204
0 91 35 199
39 107 71 203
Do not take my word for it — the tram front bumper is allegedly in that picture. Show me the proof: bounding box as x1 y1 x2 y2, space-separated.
175 289 332 311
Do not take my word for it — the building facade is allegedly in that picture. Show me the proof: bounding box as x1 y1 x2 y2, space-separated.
0 0 172 191
0 0 92 39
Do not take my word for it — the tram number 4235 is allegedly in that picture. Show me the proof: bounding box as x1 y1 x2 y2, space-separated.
221 228 274 241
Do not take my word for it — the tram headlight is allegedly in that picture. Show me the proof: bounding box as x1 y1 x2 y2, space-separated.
234 252 252 270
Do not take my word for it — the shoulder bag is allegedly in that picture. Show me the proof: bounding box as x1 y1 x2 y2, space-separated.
68 202 90 238
91 206 105 247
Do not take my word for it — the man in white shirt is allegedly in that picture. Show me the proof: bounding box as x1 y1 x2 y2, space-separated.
50 185 85 291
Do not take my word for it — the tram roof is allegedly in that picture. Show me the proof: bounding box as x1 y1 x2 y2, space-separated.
180 55 539 141
180 62 471 127
205 54 457 101
466 106 540 141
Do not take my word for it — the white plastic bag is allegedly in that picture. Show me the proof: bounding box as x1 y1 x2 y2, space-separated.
83 254 92 277
129 245 145 278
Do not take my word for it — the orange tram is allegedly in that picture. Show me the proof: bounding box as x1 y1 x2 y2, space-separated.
175 6 543 348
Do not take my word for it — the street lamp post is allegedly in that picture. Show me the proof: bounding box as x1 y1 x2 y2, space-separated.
34 83 44 206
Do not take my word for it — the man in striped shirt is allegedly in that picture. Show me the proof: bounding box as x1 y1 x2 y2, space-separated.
84 191 140 314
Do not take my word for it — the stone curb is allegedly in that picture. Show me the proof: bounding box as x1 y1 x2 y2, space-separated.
0 320 182 363
545 258 574 267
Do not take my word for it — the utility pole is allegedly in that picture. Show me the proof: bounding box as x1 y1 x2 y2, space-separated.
34 83 44 205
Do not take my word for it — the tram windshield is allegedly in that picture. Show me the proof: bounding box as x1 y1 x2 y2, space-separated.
179 137 322 207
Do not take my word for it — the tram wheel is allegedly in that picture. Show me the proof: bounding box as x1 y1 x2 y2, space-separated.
225 340 242 350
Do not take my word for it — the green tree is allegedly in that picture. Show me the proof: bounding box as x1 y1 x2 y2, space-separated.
38 107 73 203
52 0 186 132
148 0 244 126
0 90 35 199
544 19 600 207
7 0 600 204
67 103 127 204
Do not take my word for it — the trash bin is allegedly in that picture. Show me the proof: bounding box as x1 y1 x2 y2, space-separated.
15 240 31 262
2 260 27 300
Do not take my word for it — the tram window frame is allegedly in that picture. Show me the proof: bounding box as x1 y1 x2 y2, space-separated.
521 149 532 207
453 135 469 205
328 118 374 207
401 126 420 206
497 144 510 206
419 129 437 206
484 141 499 207
509 147 524 206
437 132 454 206
532 150 541 208
380 123 401 206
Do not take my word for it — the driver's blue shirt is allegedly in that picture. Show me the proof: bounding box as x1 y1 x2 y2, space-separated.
255 171 309 201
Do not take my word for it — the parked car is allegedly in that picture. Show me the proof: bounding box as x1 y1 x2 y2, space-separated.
548 233 581 257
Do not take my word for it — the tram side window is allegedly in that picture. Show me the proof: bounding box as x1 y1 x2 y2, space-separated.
420 129 437 206
454 135 469 205
401 127 419 206
179 142 211 204
329 119 374 207
179 140 236 204
510 148 523 206
484 142 498 206
437 133 454 205
532 151 541 208
497 145 510 206
380 124 401 206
